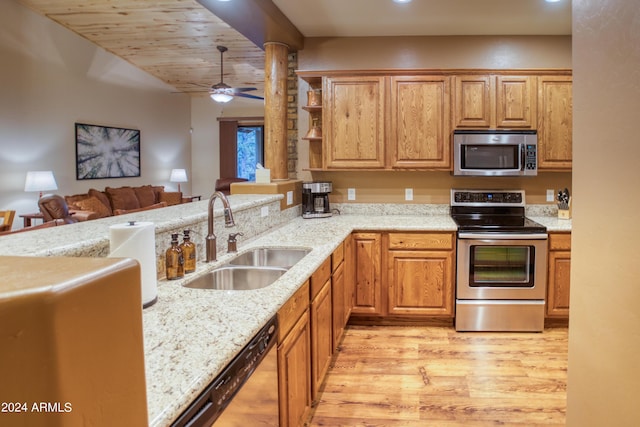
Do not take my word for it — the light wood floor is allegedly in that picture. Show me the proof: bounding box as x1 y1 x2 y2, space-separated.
308 325 568 427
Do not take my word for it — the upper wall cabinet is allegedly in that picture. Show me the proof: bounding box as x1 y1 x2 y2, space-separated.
453 75 536 129
298 69 571 171
537 76 573 171
389 76 451 169
323 76 386 169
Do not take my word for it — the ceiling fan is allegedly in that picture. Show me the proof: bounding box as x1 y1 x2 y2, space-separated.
209 45 263 103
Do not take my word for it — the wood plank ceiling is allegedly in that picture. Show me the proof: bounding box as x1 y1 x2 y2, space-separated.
17 0 266 98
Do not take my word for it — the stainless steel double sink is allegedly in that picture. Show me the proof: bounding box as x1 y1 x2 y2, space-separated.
183 247 311 291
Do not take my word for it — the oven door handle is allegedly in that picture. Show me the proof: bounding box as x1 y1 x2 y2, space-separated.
458 232 548 240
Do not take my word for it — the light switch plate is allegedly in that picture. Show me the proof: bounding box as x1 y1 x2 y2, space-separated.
286 191 293 205
261 206 269 217
405 188 413 201
347 188 356 201
546 189 555 202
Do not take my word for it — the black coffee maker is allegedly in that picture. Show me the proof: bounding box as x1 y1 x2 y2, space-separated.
302 182 332 219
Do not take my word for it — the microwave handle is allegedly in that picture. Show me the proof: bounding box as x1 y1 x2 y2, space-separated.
520 144 525 171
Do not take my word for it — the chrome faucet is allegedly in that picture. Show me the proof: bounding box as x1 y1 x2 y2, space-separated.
206 191 236 262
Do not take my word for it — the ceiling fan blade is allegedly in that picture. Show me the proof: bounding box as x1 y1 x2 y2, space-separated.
235 92 264 101
230 87 258 93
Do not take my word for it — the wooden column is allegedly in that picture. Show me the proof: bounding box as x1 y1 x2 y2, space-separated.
264 42 289 180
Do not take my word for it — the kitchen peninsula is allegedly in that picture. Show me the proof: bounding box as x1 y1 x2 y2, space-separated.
0 195 570 426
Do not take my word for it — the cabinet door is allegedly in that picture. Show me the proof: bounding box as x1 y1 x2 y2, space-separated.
387 250 454 316
351 233 383 315
343 234 355 319
453 75 492 128
332 262 346 348
495 75 536 128
389 76 451 169
310 279 332 401
537 76 573 170
278 310 311 427
323 76 386 168
547 251 571 317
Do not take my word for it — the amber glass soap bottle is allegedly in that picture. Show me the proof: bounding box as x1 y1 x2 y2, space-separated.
165 233 184 280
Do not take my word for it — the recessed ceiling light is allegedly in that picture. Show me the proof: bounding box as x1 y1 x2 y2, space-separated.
393 0 412 4
545 0 562 3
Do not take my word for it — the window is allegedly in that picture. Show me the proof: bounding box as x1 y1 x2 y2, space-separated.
218 117 264 180
236 126 264 181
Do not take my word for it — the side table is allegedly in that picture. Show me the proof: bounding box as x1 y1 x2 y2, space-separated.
20 212 44 227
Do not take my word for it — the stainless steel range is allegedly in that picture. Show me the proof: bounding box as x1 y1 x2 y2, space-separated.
451 189 548 332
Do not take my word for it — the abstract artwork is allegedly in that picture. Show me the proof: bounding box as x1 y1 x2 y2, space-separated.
75 123 141 179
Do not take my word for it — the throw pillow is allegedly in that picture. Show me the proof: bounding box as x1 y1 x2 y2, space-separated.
88 188 113 216
105 186 140 211
134 185 156 208
65 193 91 210
74 196 112 218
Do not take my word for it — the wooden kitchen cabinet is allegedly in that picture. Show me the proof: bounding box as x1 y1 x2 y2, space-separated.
309 257 332 401
387 232 455 317
278 282 311 427
537 76 573 170
389 76 451 169
351 232 383 316
453 74 536 129
323 76 386 169
547 232 571 318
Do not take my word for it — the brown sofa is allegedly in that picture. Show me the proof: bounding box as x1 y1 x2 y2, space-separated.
64 185 184 221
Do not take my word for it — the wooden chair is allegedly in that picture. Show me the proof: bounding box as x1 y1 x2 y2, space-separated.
0 210 16 232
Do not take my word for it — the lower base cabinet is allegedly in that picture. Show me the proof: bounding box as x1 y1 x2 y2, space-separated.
278 282 312 427
547 232 571 318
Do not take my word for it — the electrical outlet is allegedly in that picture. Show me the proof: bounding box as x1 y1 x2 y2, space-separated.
347 188 356 201
261 206 269 217
546 189 555 202
405 188 414 201
286 191 293 205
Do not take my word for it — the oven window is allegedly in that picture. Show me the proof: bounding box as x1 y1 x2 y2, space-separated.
469 246 534 287
462 144 520 170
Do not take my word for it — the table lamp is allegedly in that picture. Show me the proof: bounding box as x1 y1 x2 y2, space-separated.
170 169 188 192
24 171 58 198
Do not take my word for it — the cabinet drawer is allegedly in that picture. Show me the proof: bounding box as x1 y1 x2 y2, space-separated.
388 232 454 250
549 233 571 251
331 242 344 272
278 280 310 342
310 257 331 299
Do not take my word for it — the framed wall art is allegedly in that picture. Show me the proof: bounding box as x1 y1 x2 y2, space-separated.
75 123 141 180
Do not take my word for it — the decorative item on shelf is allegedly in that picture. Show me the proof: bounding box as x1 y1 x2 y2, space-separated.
557 188 571 219
24 171 58 204
170 168 188 192
305 117 322 139
307 89 322 106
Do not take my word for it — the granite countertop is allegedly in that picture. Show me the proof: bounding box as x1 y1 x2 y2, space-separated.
144 213 458 427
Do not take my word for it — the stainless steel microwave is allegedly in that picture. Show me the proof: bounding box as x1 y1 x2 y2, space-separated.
453 129 538 177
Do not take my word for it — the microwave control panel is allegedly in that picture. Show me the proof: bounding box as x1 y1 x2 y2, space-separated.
525 144 537 170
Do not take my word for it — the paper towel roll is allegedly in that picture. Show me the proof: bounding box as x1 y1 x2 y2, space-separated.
108 221 158 308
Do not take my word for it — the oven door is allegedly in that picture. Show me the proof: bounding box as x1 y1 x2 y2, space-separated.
457 232 547 300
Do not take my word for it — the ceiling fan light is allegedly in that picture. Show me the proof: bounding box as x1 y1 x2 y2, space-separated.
211 92 233 103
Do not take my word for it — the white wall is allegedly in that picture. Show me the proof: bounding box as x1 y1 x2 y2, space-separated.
567 0 640 425
0 1 191 229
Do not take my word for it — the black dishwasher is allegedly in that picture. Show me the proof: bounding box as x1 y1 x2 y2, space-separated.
171 316 279 427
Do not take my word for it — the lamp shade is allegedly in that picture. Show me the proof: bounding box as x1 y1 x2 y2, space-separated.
24 171 58 195
169 169 188 183
170 169 188 192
